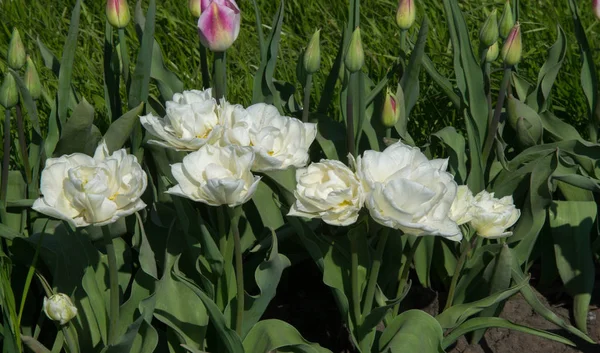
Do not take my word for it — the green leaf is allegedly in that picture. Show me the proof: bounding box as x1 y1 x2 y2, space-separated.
400 17 428 119
53 98 101 156
103 103 144 153
151 39 184 101
549 200 596 333
251 182 285 231
10 70 41 136
129 0 156 110
441 317 575 349
538 111 583 142
422 54 460 108
379 310 444 353
57 0 82 126
431 127 467 185
243 319 332 353
511 72 533 101
413 236 434 288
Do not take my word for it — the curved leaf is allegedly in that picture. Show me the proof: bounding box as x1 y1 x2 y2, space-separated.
379 310 443 353
243 319 331 353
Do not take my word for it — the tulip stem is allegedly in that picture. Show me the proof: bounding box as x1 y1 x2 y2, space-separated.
361 228 390 318
302 74 313 122
102 226 120 345
213 51 227 100
229 206 244 336
350 232 362 329
482 66 512 162
400 30 407 56
199 44 210 89
63 325 81 353
1 109 11 204
118 28 130 88
15 103 31 184
444 236 478 311
346 72 357 157
17 228 45 327
393 236 422 316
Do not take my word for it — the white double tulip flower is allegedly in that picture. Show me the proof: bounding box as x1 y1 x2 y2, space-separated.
353 141 461 239
32 141 147 227
449 185 476 226
288 160 364 226
167 144 260 206
470 190 520 238
43 293 78 325
140 89 224 151
221 103 317 172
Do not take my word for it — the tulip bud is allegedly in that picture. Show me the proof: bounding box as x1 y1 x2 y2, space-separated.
485 41 499 63
396 0 416 30
498 0 514 39
24 56 42 100
198 0 241 52
43 294 78 325
595 0 600 20
501 22 522 66
345 27 364 73
0 74 19 109
382 89 400 128
106 0 131 29
8 28 26 70
303 30 321 74
479 9 499 47
189 0 202 17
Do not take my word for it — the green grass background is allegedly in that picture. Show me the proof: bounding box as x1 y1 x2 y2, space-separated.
1 0 599 143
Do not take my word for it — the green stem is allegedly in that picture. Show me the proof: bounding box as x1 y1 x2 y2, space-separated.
346 72 357 157
400 30 407 56
302 74 313 122
17 230 45 326
216 206 228 310
385 127 392 140
102 226 120 345
393 236 422 316
484 63 493 126
15 104 31 184
482 66 512 161
199 44 210 89
361 228 390 317
444 236 478 311
350 233 362 327
118 28 130 88
63 325 80 353
1 109 11 203
229 207 244 336
213 51 227 100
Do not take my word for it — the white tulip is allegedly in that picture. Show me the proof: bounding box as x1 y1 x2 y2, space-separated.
32 141 147 227
167 144 261 206
449 185 476 225
352 141 461 239
470 190 520 239
288 160 364 226
43 293 78 325
140 89 223 151
221 103 317 171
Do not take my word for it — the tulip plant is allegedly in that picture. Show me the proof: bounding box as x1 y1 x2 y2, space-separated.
1 0 599 352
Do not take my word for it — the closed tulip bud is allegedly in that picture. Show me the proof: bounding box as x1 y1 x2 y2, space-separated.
303 30 321 74
8 28 26 70
0 74 19 109
595 0 600 20
396 0 416 30
345 27 364 73
382 89 400 128
498 0 514 39
106 0 131 28
198 0 241 52
485 41 499 63
479 10 499 47
24 56 42 100
501 22 522 66
189 0 203 17
43 294 78 325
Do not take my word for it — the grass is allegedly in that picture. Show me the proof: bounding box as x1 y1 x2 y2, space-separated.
1 0 599 144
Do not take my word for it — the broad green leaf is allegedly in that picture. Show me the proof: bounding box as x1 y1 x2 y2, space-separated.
511 72 533 101
539 111 583 142
151 39 184 101
441 317 575 349
107 294 157 353
54 98 101 156
4 171 26 233
552 174 600 193
129 0 156 110
21 335 52 353
0 223 23 240
0 256 21 353
400 17 428 119
422 54 460 107
9 70 40 135
549 201 596 333
251 182 285 231
81 266 108 346
413 236 434 288
379 310 443 353
431 127 467 185
103 103 145 153
57 0 82 126
243 319 331 353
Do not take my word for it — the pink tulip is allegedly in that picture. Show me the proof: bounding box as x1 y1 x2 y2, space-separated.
594 0 600 20
197 0 241 52
106 0 131 28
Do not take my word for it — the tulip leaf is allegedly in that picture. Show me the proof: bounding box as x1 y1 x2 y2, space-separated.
251 181 285 231
0 256 22 353
317 32 347 114
413 235 434 288
57 0 82 126
452 244 504 305
103 20 121 122
9 70 41 136
81 266 109 346
511 72 533 101
422 54 461 108
0 223 23 240
549 200 596 333
379 310 444 353
552 174 600 193
441 317 575 349
538 111 583 142
129 0 155 110
54 98 101 156
151 39 184 101
400 16 428 119
431 127 467 184
103 102 144 153
107 293 158 353
242 319 331 353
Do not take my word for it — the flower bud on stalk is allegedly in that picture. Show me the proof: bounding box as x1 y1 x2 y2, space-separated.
8 28 26 70
345 27 364 73
303 29 321 74
485 41 499 63
498 0 514 39
479 9 499 47
501 22 522 66
24 56 42 100
594 0 600 20
381 89 400 128
189 0 204 17
198 0 241 52
0 74 19 109
106 0 131 29
396 0 416 30
43 294 78 325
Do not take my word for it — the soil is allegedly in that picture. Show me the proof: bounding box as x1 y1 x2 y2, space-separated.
264 259 600 353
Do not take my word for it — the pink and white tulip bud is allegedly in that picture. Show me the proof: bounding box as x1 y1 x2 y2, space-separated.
345 27 364 73
381 89 400 128
594 0 600 20
396 0 416 30
106 0 131 29
501 22 522 66
24 56 42 100
198 0 241 52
